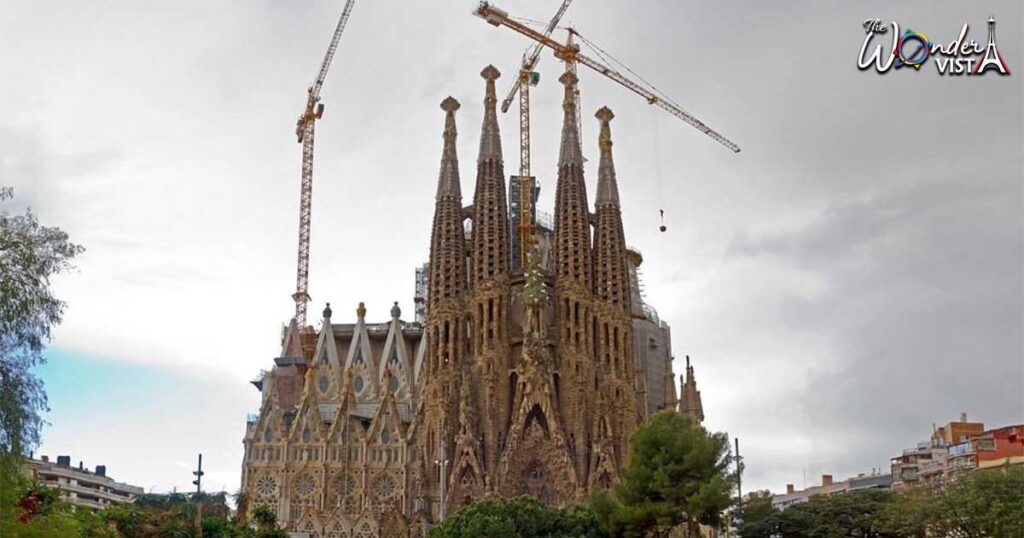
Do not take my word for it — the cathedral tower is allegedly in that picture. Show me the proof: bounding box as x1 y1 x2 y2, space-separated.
458 65 512 503
419 96 469 518
590 107 640 487
552 70 594 491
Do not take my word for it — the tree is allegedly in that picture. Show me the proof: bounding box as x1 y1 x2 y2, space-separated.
592 410 734 537
735 490 775 537
880 465 1024 537
427 496 605 538
782 488 894 538
0 186 83 458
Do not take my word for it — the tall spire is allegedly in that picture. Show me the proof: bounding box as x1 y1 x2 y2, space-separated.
553 69 592 286
595 106 619 207
478 65 503 163
470 65 512 481
679 355 705 424
429 97 467 309
558 71 583 167
592 106 630 310
472 66 511 283
437 97 462 199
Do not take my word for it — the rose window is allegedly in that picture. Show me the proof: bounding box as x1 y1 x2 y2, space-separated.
294 474 316 497
256 476 277 495
372 474 398 516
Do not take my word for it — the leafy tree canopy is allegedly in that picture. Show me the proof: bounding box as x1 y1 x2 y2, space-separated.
427 496 604 538
593 410 734 537
0 187 83 457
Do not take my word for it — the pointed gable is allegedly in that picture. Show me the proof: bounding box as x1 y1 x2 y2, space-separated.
280 318 305 359
367 381 406 449
326 369 361 446
344 302 378 402
379 302 413 401
251 372 287 451
310 304 343 401
288 368 327 447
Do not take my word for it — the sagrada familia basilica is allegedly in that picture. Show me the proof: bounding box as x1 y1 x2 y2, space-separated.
240 65 706 537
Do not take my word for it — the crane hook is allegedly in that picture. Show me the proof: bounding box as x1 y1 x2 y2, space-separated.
659 209 667 233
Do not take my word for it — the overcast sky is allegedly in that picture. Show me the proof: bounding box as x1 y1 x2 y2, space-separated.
2 0 1021 495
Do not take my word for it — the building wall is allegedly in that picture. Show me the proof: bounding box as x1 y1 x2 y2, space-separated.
24 457 143 510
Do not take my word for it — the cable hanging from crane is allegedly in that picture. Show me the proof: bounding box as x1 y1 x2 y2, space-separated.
475 1 741 240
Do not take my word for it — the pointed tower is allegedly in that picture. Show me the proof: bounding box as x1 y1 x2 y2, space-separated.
469 65 513 480
589 106 639 489
678 355 705 424
552 69 594 491
418 96 469 521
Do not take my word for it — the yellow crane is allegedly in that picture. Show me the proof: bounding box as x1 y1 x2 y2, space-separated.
292 0 357 327
474 1 740 240
497 0 575 269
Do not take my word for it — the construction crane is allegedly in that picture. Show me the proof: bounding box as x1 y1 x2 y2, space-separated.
291 0 356 327
475 2 740 240
497 0 574 269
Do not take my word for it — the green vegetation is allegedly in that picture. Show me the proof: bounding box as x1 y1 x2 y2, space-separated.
591 410 734 538
0 186 83 459
738 465 1024 537
0 477 287 537
427 496 603 538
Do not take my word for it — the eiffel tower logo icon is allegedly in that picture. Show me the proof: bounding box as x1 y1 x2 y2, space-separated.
973 16 1010 75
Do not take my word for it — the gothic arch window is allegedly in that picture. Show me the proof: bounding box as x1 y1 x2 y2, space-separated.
354 376 365 393
380 428 391 444
388 375 399 393
331 474 357 513
319 376 329 393
263 429 274 443
303 427 312 443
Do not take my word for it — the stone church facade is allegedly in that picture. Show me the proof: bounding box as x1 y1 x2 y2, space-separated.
240 65 695 536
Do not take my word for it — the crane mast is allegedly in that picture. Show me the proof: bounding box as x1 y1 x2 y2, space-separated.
291 0 356 327
491 0 574 269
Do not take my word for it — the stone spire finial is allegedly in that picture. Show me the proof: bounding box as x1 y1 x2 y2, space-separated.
481 64 501 82
391 301 401 319
356 302 366 319
437 97 462 199
478 65 503 163
595 106 619 207
558 70 583 167
323 302 332 320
